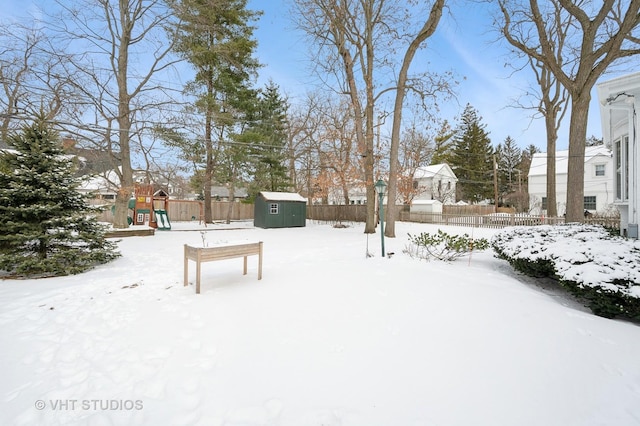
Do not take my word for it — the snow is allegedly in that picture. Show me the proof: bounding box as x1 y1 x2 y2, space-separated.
258 191 307 202
493 224 640 297
1 221 640 426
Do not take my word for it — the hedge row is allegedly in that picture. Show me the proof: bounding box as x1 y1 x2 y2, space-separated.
491 224 640 320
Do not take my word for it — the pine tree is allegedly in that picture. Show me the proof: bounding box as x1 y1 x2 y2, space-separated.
0 118 120 277
496 136 522 203
430 120 455 165
169 0 261 222
246 82 290 196
450 104 494 203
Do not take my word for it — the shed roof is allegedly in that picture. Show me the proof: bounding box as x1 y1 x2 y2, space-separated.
412 199 443 205
259 191 307 202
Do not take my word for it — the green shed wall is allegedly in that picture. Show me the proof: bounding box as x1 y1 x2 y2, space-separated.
253 195 306 228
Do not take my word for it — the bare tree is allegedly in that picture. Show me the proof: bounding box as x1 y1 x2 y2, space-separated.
499 0 572 217
384 0 446 237
292 0 379 232
0 22 79 142
287 92 362 205
317 97 362 205
51 0 181 228
498 0 640 222
292 0 451 234
286 93 323 198
396 123 435 204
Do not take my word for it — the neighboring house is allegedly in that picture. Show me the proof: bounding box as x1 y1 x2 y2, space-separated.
210 185 248 201
412 164 458 204
77 170 120 202
78 168 188 202
528 144 614 216
597 71 640 237
325 180 367 205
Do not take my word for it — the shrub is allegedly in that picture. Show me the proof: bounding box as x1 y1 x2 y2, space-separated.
492 224 640 320
405 229 490 261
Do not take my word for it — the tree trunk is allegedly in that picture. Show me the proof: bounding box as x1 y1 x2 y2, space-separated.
364 101 376 234
226 184 235 225
203 91 214 224
363 3 376 235
113 7 132 230
385 0 444 238
565 94 590 223
545 113 558 217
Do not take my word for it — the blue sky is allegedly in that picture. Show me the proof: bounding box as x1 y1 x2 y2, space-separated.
248 0 614 151
6 0 633 151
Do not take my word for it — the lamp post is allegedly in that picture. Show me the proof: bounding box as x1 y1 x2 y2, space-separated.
374 179 387 257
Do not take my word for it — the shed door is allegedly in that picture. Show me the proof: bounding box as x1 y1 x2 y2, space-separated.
285 202 305 226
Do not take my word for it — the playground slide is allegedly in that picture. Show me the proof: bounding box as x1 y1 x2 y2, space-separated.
154 209 171 230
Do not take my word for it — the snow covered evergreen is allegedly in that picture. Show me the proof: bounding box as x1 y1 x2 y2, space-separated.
0 118 119 277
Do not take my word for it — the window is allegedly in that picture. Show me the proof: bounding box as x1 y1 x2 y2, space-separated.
584 196 596 210
615 136 629 201
595 164 605 177
269 203 279 214
541 197 547 210
413 180 418 189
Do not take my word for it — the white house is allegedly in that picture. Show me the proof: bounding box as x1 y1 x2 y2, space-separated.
77 170 120 201
210 185 248 201
528 145 614 216
412 163 457 204
325 180 367 205
597 71 640 237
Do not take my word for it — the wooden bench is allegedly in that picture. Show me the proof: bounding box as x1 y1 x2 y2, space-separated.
183 242 263 294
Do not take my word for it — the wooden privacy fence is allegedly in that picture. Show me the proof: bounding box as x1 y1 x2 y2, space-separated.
95 200 253 223
168 200 253 222
307 204 367 223
94 201 620 231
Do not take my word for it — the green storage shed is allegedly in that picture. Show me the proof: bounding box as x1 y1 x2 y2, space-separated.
254 191 307 229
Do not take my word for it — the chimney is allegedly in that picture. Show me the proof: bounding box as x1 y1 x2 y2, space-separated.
62 137 76 151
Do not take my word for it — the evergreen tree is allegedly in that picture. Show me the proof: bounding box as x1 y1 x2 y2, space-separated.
169 0 261 222
520 144 540 186
245 82 290 196
496 136 522 203
586 135 604 147
430 120 455 165
0 118 119 277
450 104 494 203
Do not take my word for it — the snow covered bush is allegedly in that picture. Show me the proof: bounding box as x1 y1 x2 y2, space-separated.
405 229 490 261
0 118 120 278
492 224 640 320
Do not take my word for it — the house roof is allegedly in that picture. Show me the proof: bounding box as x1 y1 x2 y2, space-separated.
597 72 640 146
528 145 612 177
414 163 457 180
259 191 307 202
78 171 119 194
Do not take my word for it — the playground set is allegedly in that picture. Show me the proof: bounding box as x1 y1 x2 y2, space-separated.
130 184 172 230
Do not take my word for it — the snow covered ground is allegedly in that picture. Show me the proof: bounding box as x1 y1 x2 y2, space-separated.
1 220 640 426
